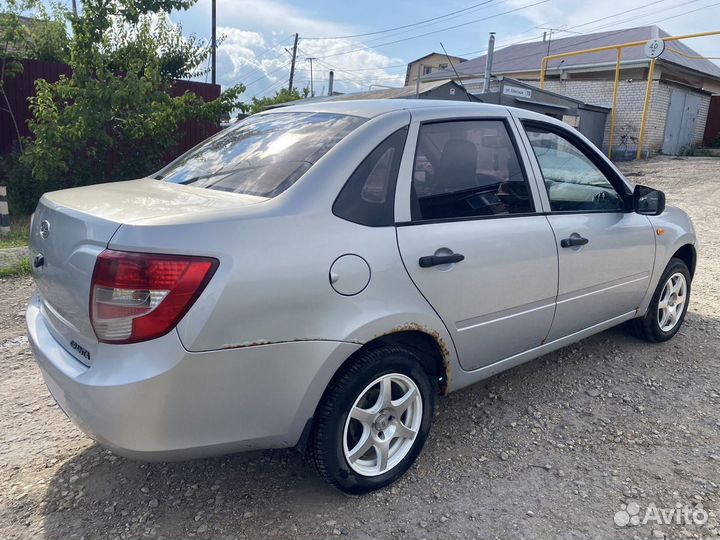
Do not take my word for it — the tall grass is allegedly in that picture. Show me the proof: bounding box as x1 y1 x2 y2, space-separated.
0 215 30 249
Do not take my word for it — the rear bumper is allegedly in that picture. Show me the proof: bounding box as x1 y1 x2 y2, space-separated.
26 293 360 461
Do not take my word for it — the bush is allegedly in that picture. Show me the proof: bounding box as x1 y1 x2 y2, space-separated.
248 87 310 114
8 0 244 214
2 150 61 214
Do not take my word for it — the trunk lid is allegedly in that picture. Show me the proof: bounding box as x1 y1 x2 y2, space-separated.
29 178 266 365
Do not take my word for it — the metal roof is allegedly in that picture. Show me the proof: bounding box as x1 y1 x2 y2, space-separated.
424 26 720 81
406 51 468 65
320 79 464 100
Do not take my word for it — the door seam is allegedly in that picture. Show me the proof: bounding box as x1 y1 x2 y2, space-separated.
542 214 561 345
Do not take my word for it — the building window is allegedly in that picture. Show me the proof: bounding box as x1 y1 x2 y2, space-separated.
422 65 432 75
438 63 448 69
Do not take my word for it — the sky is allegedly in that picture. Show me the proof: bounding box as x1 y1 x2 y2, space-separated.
164 0 720 99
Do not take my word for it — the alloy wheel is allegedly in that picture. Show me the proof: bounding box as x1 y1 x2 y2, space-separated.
342 373 422 477
657 272 687 332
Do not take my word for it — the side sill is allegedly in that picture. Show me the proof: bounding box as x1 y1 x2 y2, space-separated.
450 310 637 391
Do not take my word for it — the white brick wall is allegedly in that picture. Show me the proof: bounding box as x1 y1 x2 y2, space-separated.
526 79 710 157
695 94 711 145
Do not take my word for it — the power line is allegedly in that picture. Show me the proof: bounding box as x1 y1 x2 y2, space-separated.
448 0 715 73
312 0 508 50
247 0 720 98
253 76 289 98
312 0 551 59
227 34 295 85
451 0 679 59
302 0 502 40
569 0 710 33
494 0 720 70
304 8 649 92
241 60 292 89
298 47 404 85
308 63 408 72
451 0 701 60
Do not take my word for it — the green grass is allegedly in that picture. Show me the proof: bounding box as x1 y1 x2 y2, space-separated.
0 257 31 278
0 215 31 249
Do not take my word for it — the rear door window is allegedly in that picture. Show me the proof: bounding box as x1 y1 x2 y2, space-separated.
411 120 533 221
156 112 366 198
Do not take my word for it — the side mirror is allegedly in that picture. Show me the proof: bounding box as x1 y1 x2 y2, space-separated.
633 184 665 216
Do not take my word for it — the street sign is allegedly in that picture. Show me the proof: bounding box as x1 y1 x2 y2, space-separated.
644 38 665 58
503 85 532 99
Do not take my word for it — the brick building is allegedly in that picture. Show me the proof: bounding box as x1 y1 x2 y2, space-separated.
404 52 467 87
420 26 720 158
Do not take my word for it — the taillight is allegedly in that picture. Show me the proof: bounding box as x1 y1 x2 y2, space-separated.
90 250 218 344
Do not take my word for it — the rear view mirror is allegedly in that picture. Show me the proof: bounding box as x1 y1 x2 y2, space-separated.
633 184 665 216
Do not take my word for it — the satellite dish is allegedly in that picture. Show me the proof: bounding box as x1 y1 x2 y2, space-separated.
644 39 665 59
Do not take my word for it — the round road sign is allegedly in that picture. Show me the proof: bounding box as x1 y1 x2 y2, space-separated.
644 38 665 58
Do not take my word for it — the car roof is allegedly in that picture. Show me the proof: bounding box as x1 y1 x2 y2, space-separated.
260 98 512 119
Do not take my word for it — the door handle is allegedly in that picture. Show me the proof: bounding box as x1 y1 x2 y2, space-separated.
560 235 589 248
419 253 465 268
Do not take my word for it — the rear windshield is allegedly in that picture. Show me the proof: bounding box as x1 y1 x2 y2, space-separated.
156 112 366 197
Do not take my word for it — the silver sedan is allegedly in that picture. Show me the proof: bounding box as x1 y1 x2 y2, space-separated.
26 100 696 493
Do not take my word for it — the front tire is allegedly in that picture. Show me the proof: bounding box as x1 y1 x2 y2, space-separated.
308 346 435 494
632 257 691 342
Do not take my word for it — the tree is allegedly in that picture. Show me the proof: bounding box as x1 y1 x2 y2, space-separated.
248 86 310 115
0 0 69 153
10 0 244 213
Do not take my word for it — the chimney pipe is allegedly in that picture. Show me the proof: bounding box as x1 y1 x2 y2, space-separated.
328 70 334 96
483 32 495 93
543 31 547 43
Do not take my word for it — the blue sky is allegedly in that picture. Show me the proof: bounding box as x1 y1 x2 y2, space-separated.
163 0 720 98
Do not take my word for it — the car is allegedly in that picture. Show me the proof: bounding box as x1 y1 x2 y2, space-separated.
26 99 697 494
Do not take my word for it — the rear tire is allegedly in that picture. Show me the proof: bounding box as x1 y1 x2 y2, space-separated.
308 345 435 494
632 257 691 342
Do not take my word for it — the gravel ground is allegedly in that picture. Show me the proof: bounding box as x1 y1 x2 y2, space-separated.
1 156 719 540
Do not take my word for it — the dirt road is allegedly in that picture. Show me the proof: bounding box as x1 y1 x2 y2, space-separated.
1 157 719 539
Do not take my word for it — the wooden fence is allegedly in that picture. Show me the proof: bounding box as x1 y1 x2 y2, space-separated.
0 58 221 155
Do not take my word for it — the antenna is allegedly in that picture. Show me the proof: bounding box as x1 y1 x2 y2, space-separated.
440 42 467 92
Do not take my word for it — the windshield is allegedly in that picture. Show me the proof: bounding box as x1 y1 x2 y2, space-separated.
156 112 366 197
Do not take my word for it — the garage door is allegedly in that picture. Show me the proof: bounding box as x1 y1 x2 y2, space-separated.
662 88 701 155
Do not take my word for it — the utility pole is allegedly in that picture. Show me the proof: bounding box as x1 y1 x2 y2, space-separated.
306 57 317 97
546 29 553 57
483 32 495 92
211 0 217 85
415 64 424 98
288 33 299 92
71 0 78 16
328 70 334 96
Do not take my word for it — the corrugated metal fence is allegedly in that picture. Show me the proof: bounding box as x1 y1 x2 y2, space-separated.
703 95 720 147
0 58 221 155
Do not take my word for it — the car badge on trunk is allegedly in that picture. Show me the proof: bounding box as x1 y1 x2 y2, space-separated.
39 220 50 239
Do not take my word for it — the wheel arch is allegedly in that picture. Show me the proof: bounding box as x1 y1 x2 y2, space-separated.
296 329 450 454
672 243 696 277
366 329 450 394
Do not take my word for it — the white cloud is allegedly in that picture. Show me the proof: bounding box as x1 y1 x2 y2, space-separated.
217 28 266 78
193 0 407 98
